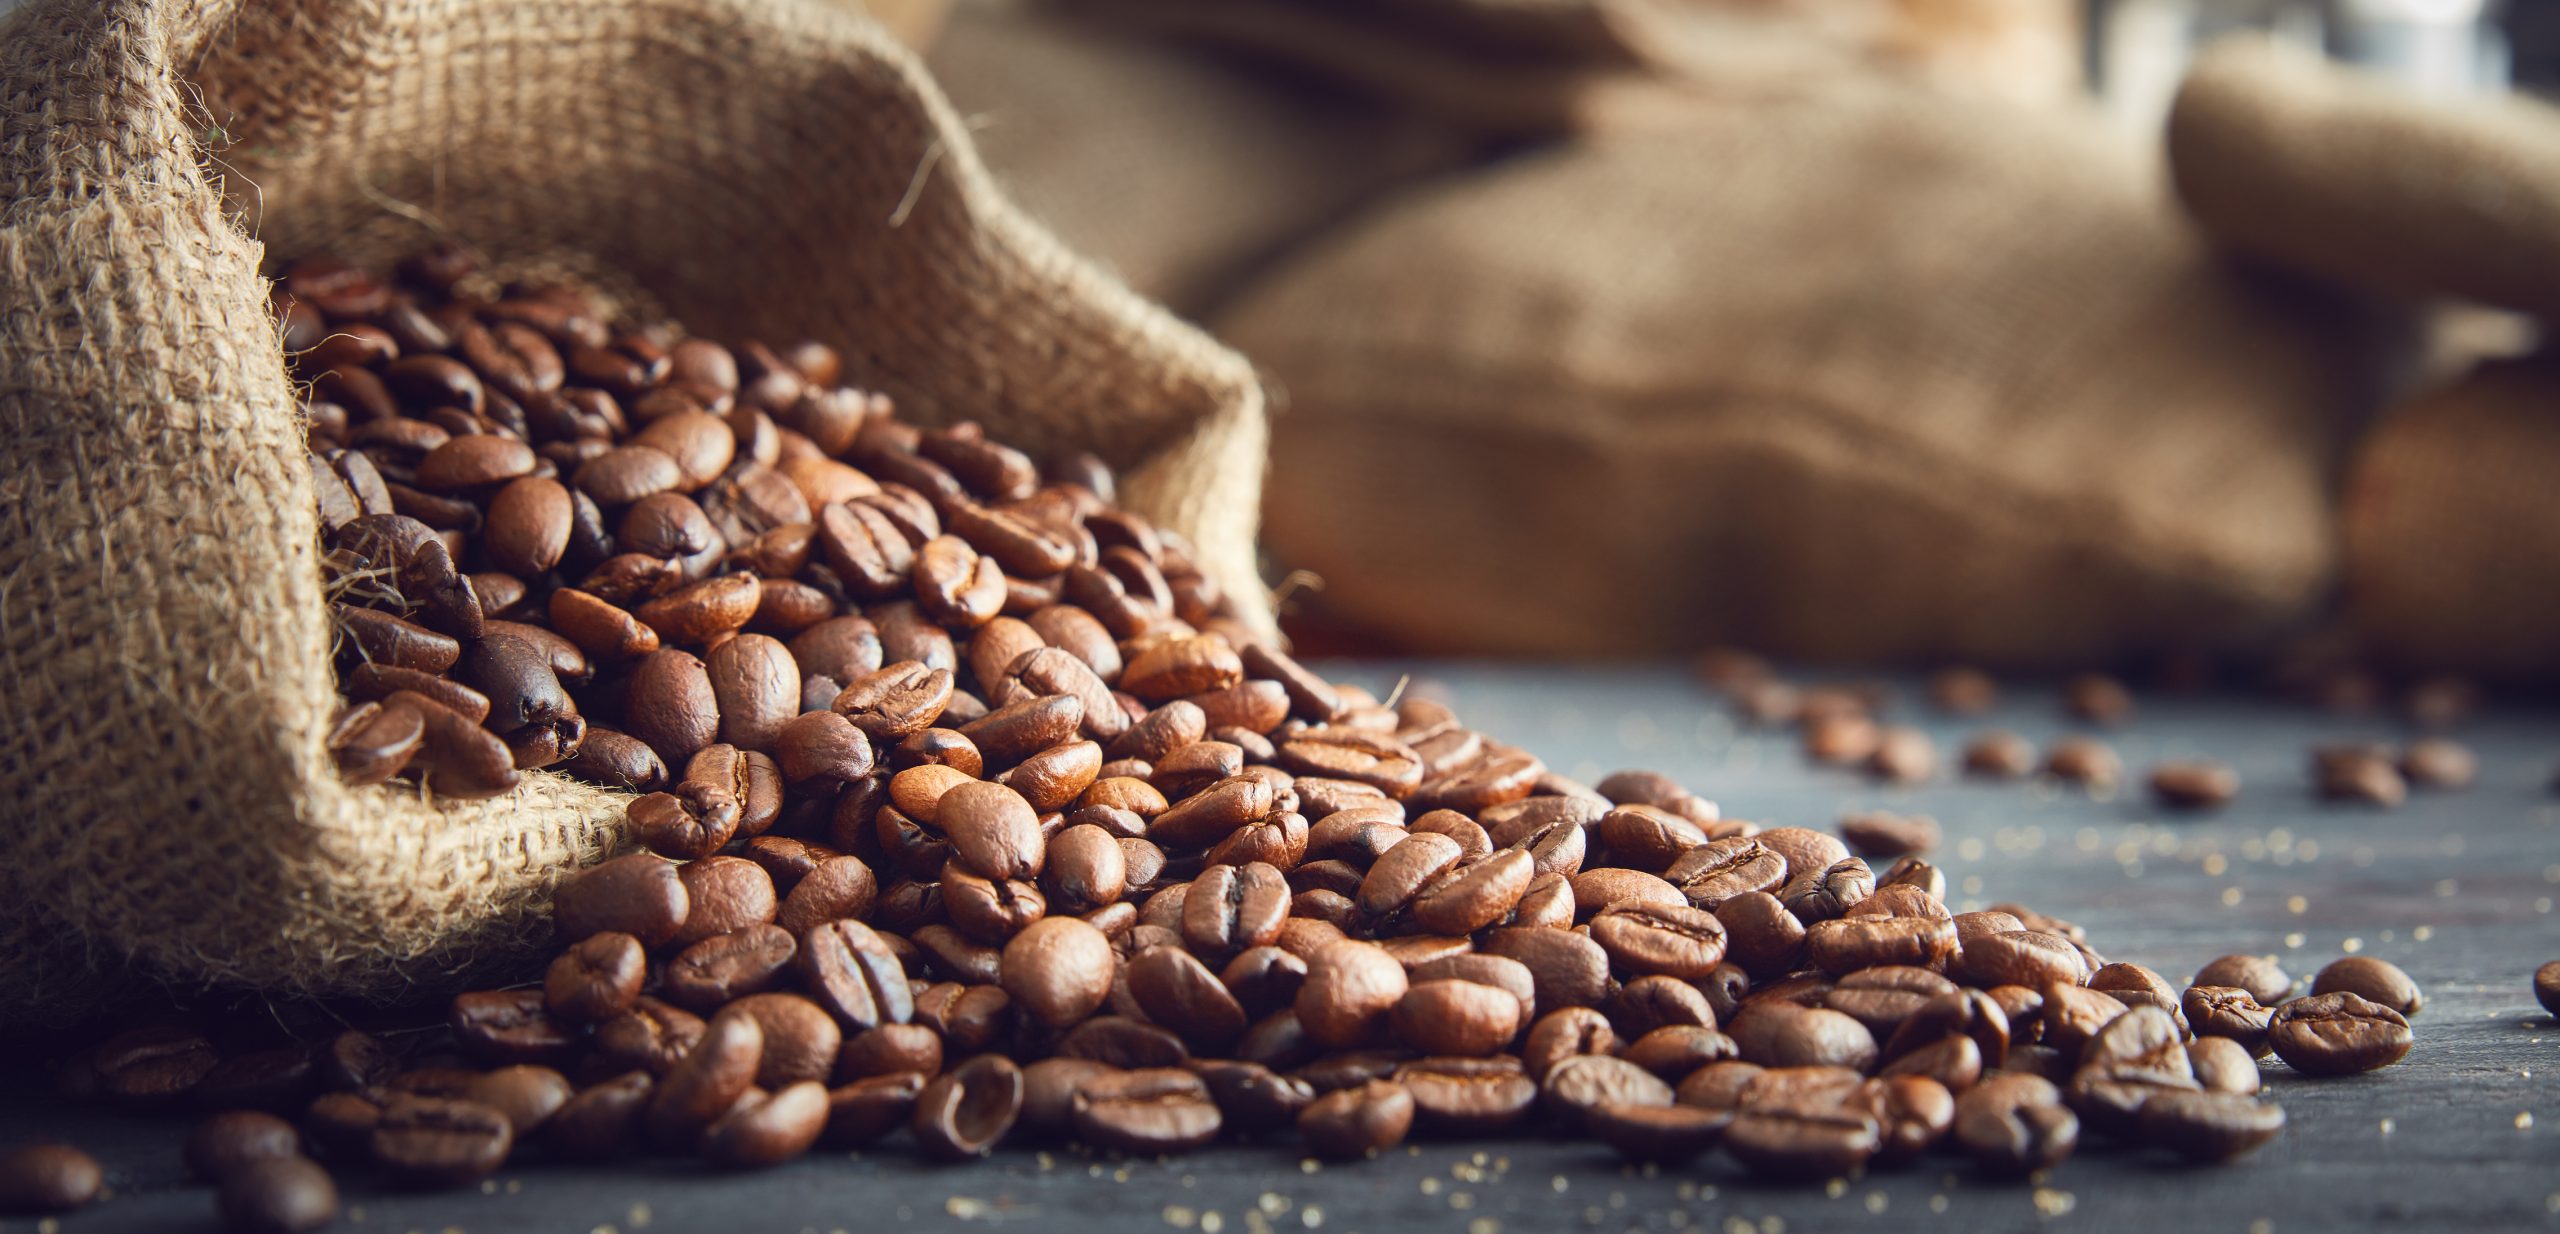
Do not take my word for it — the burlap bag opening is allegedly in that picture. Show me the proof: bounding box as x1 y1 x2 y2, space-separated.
0 0 1266 1025
1224 82 2400 664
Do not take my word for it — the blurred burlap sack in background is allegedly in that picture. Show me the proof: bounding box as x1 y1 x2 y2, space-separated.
0 0 1265 1023
1224 81 2399 663
930 0 1475 315
1049 0 2084 137
2171 39 2560 682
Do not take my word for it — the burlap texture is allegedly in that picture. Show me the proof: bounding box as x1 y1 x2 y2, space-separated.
2343 356 2560 682
1224 84 2392 663
1048 0 2081 138
0 0 1266 1024
929 1 1472 315
2171 36 2560 320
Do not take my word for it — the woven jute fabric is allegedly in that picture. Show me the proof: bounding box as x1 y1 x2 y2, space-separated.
1223 83 2393 664
1047 0 2081 138
930 1 1473 315
0 0 1266 1024
2344 356 2560 682
2171 36 2560 320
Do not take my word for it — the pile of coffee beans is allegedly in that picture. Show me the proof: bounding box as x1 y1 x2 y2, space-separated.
8 252 2458 1226
293 246 1253 800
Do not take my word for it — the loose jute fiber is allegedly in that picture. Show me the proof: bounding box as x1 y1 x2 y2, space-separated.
0 0 1266 1024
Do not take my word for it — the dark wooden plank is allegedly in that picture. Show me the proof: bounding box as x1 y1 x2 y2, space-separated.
7 662 2557 1233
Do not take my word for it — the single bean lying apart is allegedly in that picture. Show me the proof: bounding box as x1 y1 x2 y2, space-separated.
37 252 2424 1229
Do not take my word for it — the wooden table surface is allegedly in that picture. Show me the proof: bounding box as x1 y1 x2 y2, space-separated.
8 661 2558 1234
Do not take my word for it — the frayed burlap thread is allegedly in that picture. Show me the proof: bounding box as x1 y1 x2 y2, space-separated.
0 0 1267 1024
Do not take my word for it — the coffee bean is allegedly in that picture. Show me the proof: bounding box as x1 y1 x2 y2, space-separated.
2044 736 2120 788
186 1110 304 1181
1072 1068 1224 1154
2135 1089 2285 1162
1297 941 1409 1049
702 1080 829 1168
2064 673 2133 725
462 1066 574 1137
1837 811 1938 858
1725 1105 1881 1181
1481 927 1611 1013
1961 729 2036 778
557 853 690 946
1540 1053 1673 1130
216 1154 338 1233
1000 917 1116 1029
1954 1074 2076 1176
2267 992 2412 1075
543 1071 655 1160
451 989 577 1065
2400 738 2476 790
2185 1035 2261 1095
2194 953 2293 1005
2310 956 2424 1017
1589 1101 1732 1164
624 649 721 767
799 920 914 1031
2537 961 2560 1017
911 1055 1023 1160
2315 743 2407 805
1955 930 2089 989
1297 1079 1414 1159
646 1006 764 1146
2149 760 2239 810
1716 892 1808 978
372 1096 514 1187
545 931 647 1021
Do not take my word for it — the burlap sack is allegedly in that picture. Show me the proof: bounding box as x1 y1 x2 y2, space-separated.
2171 36 2560 320
1049 0 2082 138
0 0 1266 1024
929 0 1472 315
1223 83 2398 663
2343 356 2560 682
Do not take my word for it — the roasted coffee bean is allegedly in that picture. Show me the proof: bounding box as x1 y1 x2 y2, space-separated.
702 1081 830 1168
1297 1079 1414 1159
2149 760 2239 810
1609 975 1718 1038
1481 926 1611 1013
371 1096 514 1187
545 931 647 1022
593 999 707 1076
799 920 913 1030
1392 979 1522 1057
2044 736 2120 788
1540 1054 1673 1130
544 1071 655 1160
1957 930 2090 989
662 925 798 1011
1297 941 1410 1048
1071 1068 1224 1154
0 1143 98 1214
2400 738 2477 790
838 1024 944 1083
1961 729 2036 778
2310 956 2424 1017
1866 726 1936 784
2064 673 2134 725
1716 892 1808 978
646 1006 765 1146
1955 1075 2076 1176
451 989 577 1065
823 1071 926 1147
216 1155 339 1234
2181 985 2273 1056
186 1109 305 1182
911 1055 1023 1160
2185 1035 2262 1095
1729 1002 1877 1072
669 855 778 948
1000 917 1116 1029
1725 1105 1881 1181
2266 992 2412 1075
2135 1089 2285 1162
1590 1100 1733 1164
556 853 690 945
2537 960 2560 1017
1192 1060 1317 1135
940 780 1046 881
2194 953 2293 1005
2316 744 2407 805
1674 1060 1763 1110
1665 837 1787 910
463 1066 574 1137
1838 811 1938 858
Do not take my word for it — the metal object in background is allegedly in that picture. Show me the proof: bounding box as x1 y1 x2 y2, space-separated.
2088 0 2513 131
